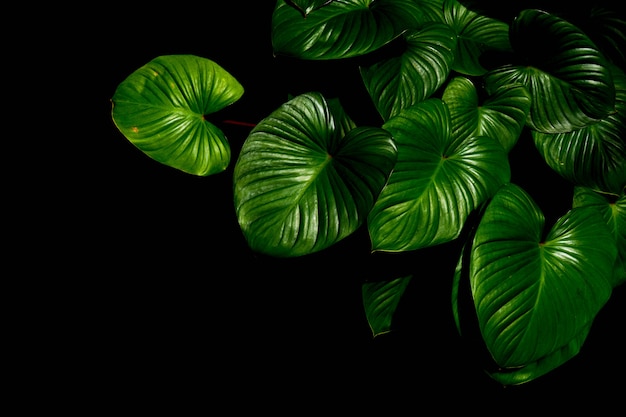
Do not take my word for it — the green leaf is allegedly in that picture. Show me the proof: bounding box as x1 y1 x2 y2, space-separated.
234 92 397 257
442 76 531 153
442 0 512 76
271 0 424 60
285 0 333 17
532 64 626 194
362 275 412 337
470 183 615 370
573 186 626 288
484 9 616 133
368 99 510 252
111 55 243 176
360 22 456 121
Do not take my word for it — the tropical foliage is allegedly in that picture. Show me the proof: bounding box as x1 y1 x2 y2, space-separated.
110 0 625 385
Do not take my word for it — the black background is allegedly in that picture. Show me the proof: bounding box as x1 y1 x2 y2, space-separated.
74 1 626 411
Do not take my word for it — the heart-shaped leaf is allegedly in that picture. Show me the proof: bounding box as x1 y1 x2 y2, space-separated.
532 64 626 194
271 0 424 60
360 22 456 121
442 76 531 153
368 99 510 252
362 275 412 337
470 183 615 370
573 186 626 288
484 9 616 133
442 0 512 76
111 55 243 176
234 92 397 257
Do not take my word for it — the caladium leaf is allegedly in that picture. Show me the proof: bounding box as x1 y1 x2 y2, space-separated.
360 22 456 121
111 55 243 176
368 99 510 252
484 9 616 134
532 64 626 194
271 0 424 60
442 76 531 153
573 186 626 288
362 275 412 337
234 92 397 257
470 183 615 370
442 0 512 76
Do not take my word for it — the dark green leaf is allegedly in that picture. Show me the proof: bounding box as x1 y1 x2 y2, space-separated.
360 22 456 121
470 183 615 369
362 275 412 337
234 92 397 257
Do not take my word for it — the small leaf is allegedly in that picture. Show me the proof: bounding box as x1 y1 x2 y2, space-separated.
362 275 412 337
111 55 243 176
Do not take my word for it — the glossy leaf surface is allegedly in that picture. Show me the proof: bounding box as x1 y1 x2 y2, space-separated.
470 183 615 372
368 99 510 252
234 92 397 257
532 65 626 194
362 275 412 337
111 55 243 176
360 22 456 121
271 0 423 60
484 9 616 133
573 186 626 288
442 76 531 153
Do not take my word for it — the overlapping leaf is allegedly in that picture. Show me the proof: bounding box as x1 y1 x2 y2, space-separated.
532 65 626 194
360 22 456 121
441 0 512 76
442 76 531 153
111 55 243 176
271 0 424 60
368 99 510 252
234 92 397 257
573 186 626 288
470 183 615 373
484 9 616 134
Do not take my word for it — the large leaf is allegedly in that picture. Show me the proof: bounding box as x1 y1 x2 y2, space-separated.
470 183 615 372
442 0 512 76
368 99 510 252
362 275 412 337
111 55 243 176
532 65 626 194
234 92 397 257
360 22 456 121
271 0 424 60
442 76 531 153
484 9 616 134
573 186 626 288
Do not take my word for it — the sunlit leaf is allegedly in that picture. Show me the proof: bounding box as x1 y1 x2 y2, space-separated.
111 55 244 176
234 92 397 257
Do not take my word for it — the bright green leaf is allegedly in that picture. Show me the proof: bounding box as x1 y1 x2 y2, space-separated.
368 99 510 252
111 55 243 176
